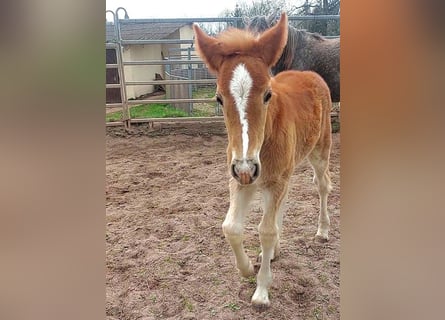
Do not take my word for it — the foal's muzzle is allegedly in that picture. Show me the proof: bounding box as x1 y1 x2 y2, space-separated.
231 159 260 185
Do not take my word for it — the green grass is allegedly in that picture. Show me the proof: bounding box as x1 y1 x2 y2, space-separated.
312 305 323 320
183 297 194 312
106 87 218 122
106 103 188 122
224 302 241 311
191 86 219 117
192 86 216 99
247 276 256 285
190 108 211 117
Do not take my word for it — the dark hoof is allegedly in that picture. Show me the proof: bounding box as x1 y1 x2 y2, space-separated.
252 302 270 312
314 234 329 243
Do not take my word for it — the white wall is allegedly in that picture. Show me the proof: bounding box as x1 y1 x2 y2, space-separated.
121 25 194 100
179 24 194 51
123 44 163 99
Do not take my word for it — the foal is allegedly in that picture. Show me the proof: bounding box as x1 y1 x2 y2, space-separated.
194 12 332 307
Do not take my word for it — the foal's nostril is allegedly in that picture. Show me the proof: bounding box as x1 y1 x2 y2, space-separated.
252 163 260 179
231 163 238 179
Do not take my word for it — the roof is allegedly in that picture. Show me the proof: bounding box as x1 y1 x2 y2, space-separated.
106 21 190 42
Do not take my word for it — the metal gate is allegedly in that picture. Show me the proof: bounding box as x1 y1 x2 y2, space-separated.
105 8 339 129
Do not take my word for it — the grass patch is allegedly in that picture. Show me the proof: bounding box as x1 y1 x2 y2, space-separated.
192 86 216 99
183 297 194 312
318 273 328 285
106 103 188 122
191 86 219 116
190 108 213 117
106 87 219 121
243 275 256 285
132 103 188 118
312 305 323 320
224 302 241 311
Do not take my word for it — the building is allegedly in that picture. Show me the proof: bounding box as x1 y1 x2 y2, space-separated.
106 20 194 103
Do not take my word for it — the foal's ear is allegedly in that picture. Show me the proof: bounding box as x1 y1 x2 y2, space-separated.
193 24 224 74
257 12 288 67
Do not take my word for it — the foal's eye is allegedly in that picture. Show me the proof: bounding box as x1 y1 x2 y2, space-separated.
264 90 272 104
216 94 223 106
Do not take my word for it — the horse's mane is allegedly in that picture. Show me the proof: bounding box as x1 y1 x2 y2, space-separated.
247 16 270 33
247 15 327 70
282 27 326 69
247 15 326 40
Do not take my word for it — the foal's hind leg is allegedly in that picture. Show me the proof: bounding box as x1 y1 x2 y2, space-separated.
222 179 257 277
252 182 288 307
308 145 332 241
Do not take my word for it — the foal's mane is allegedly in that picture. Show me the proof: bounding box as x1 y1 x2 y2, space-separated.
214 27 259 57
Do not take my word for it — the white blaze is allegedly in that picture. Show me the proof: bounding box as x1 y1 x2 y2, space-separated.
229 64 252 159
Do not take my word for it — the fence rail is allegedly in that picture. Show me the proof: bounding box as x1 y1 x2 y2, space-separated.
123 60 200 66
126 98 216 105
105 9 339 129
120 15 340 24
125 79 217 86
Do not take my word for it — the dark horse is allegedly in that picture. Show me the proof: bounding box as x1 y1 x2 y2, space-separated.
247 15 340 102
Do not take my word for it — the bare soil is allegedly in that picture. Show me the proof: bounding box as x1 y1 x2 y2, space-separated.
106 122 340 320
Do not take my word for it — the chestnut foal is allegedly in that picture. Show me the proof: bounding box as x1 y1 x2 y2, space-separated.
193 12 332 307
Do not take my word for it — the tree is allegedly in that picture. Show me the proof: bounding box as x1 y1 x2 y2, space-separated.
294 0 340 36
197 0 291 35
229 0 293 29
198 0 340 37
226 0 340 36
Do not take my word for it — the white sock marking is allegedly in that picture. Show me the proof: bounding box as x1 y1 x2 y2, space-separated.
229 64 252 159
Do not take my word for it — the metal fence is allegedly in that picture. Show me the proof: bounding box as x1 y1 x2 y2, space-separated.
105 9 339 129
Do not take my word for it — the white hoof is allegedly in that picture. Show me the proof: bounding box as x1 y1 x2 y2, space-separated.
251 287 270 308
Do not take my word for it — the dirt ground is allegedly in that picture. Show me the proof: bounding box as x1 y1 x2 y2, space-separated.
106 122 340 320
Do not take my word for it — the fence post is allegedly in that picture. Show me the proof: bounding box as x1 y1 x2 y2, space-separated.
187 47 193 115
114 7 131 130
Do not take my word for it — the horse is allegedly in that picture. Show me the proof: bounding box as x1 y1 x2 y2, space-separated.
193 12 332 308
246 14 340 102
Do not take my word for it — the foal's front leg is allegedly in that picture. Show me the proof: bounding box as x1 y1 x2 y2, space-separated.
252 183 288 307
222 179 256 277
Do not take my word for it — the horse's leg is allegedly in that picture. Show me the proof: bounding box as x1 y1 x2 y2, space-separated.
258 186 288 262
308 145 332 241
222 179 256 277
273 186 288 260
252 182 288 307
